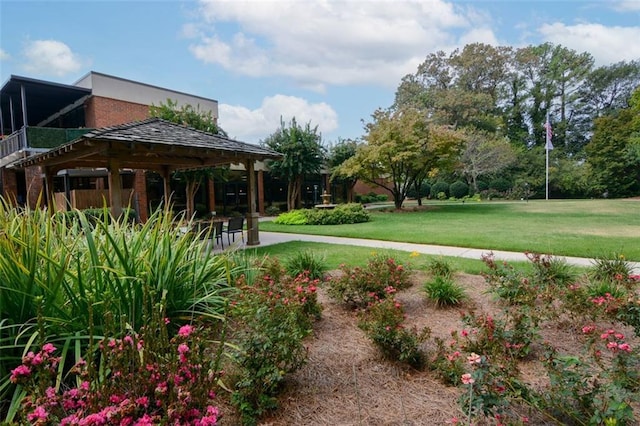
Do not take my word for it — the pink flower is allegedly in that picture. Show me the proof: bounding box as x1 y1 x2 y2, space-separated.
467 353 481 365
461 329 469 337
178 324 195 337
614 333 624 340
582 325 596 334
178 343 189 354
461 373 474 385
607 341 619 351
42 343 56 354
27 406 48 422
10 364 31 382
134 414 155 425
618 343 632 352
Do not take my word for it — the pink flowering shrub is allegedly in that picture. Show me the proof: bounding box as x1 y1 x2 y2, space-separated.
357 296 430 368
230 260 322 425
328 254 412 308
541 324 639 424
10 323 222 425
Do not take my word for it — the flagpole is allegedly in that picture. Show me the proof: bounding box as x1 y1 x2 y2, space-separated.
545 142 549 200
545 112 550 201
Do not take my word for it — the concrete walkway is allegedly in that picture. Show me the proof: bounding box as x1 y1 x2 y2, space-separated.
251 231 640 274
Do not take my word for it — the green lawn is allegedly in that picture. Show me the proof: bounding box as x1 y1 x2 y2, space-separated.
245 241 497 275
259 199 640 261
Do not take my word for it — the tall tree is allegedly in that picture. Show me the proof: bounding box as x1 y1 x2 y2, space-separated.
460 129 516 193
149 99 227 218
337 108 463 209
586 87 640 197
263 118 325 211
328 138 359 203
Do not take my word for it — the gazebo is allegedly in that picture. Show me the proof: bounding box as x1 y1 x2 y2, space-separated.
12 117 282 245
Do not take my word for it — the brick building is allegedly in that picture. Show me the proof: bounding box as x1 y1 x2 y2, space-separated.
0 71 292 220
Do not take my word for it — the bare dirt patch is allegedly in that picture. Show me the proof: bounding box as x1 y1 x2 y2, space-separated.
219 270 639 426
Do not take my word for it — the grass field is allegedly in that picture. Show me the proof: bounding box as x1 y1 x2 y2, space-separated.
259 199 640 261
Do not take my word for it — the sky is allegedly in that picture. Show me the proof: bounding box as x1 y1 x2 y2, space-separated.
1 0 639 144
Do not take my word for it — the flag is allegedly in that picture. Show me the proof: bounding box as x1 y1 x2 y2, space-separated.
543 114 553 150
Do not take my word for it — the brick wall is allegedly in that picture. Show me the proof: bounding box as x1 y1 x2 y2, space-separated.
85 96 150 128
1 168 18 203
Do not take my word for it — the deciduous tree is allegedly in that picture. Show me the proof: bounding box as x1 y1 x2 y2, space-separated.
149 99 227 218
263 118 325 211
338 108 463 209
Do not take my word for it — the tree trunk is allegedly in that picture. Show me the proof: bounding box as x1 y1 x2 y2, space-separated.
185 180 201 219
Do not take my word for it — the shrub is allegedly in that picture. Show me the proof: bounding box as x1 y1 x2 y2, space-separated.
430 181 449 199
264 205 281 216
8 318 223 425
526 252 577 288
540 325 640 425
355 192 388 204
230 260 321 424
273 204 370 225
489 177 511 193
328 255 412 309
273 209 308 225
424 275 467 308
407 182 431 199
589 253 635 286
358 297 430 369
306 203 370 225
449 181 469 199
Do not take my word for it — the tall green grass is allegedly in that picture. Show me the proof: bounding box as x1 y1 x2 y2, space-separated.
0 200 233 414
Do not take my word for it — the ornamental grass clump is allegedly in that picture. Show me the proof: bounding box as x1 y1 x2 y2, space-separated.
0 200 233 418
285 249 328 280
423 275 467 308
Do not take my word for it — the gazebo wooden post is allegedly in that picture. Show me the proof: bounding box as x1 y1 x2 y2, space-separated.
42 165 56 215
161 165 171 210
108 157 123 218
245 159 259 246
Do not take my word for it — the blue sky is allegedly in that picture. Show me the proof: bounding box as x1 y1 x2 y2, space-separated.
1 0 639 144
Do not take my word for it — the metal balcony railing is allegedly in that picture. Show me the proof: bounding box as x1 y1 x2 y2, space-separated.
0 128 27 158
0 127 94 167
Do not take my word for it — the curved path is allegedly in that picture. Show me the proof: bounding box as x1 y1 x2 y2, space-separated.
254 231 640 274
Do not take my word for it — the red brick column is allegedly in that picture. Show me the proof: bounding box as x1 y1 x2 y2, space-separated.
1 168 19 204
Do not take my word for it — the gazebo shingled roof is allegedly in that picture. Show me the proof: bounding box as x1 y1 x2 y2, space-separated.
15 117 281 173
12 118 282 246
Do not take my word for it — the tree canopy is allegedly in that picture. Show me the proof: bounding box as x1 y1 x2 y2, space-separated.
149 99 228 218
263 118 325 211
337 108 464 209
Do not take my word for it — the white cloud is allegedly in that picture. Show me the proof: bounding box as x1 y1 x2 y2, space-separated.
219 94 338 143
187 0 493 90
539 22 640 65
0 48 9 61
22 40 83 76
612 1 640 11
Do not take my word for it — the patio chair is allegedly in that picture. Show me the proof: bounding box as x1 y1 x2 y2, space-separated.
223 216 245 245
213 220 224 248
